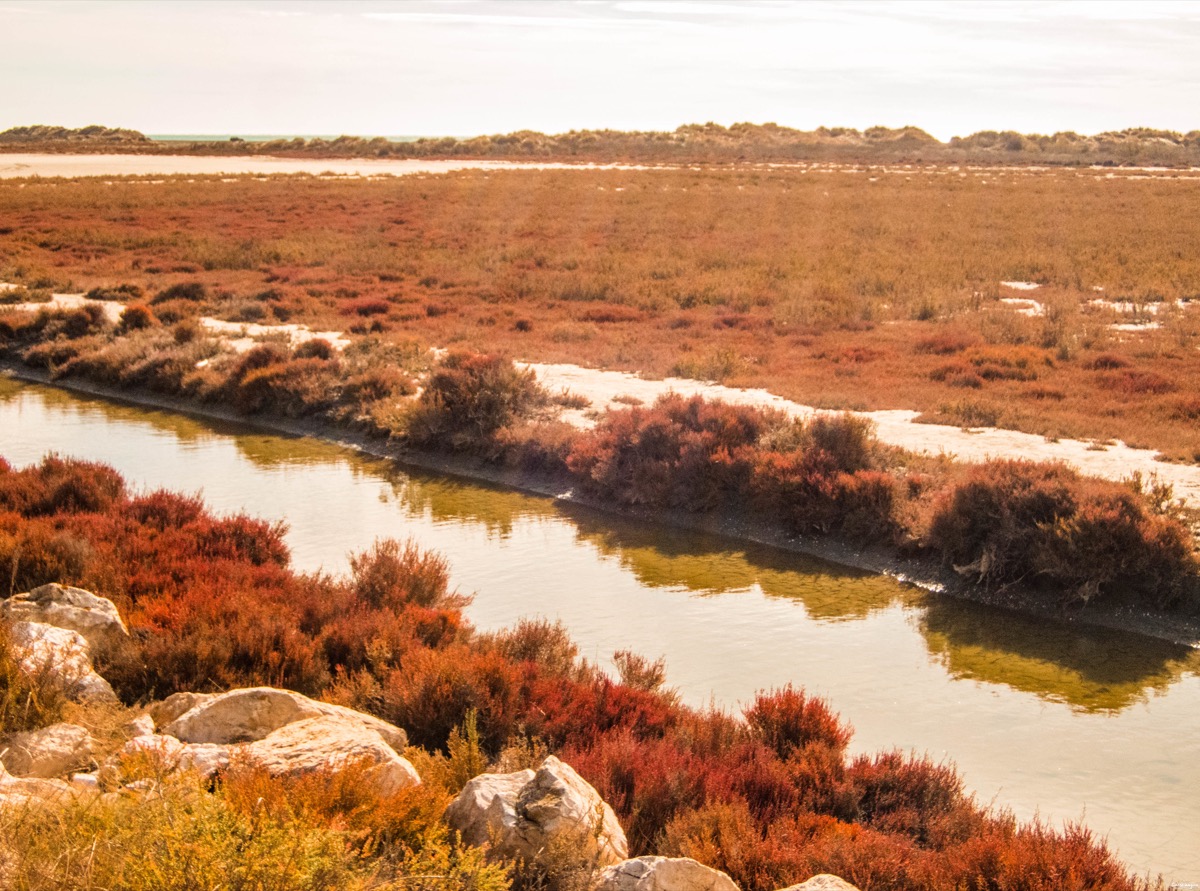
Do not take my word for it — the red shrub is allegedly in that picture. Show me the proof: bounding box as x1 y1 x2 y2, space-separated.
376 646 525 753
0 455 125 516
525 674 677 748
1102 370 1176 395
348 538 455 609
565 730 708 853
843 751 981 847
125 490 207 531
193 513 290 567
338 297 391 317
567 394 768 509
750 451 898 541
744 685 853 759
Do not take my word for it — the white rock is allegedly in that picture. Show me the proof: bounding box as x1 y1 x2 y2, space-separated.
595 857 740 891
112 735 231 780
241 715 420 794
7 620 117 703
445 755 627 866
445 767 535 848
179 743 232 778
163 686 407 752
0 760 72 809
3 583 128 649
118 733 186 764
71 772 100 790
777 876 862 891
122 714 156 739
148 691 214 729
0 722 93 778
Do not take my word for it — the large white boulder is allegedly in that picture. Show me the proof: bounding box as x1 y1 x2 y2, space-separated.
445 766 534 846
595 857 740 891
148 691 214 729
7 620 117 703
241 715 420 794
3 583 128 650
162 687 407 752
445 755 627 866
778 877 862 891
0 722 93 778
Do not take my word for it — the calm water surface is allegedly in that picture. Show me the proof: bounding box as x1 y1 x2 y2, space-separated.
2 376 1198 885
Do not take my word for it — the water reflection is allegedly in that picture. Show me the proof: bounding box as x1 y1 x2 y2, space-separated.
8 374 1200 879
563 507 911 621
383 469 559 538
6 373 1195 712
0 375 236 444
919 597 1200 712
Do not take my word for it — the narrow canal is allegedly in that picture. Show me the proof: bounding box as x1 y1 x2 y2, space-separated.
3 375 1197 885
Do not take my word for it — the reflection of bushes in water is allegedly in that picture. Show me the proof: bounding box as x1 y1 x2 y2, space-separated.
12 376 370 473
230 430 364 470
564 507 908 621
6 378 230 445
919 596 1200 712
382 468 558 538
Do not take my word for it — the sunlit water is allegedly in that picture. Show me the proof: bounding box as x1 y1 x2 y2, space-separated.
2 376 1198 886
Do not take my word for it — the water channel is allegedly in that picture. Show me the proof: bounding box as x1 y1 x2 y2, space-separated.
2 375 1198 885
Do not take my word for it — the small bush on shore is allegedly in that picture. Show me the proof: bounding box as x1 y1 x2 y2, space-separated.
567 394 771 509
925 460 1199 606
566 396 900 541
116 302 156 333
402 352 549 453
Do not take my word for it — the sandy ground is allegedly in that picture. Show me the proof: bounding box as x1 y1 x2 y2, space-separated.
523 360 1200 513
0 154 661 179
6 154 1200 183
6 292 349 351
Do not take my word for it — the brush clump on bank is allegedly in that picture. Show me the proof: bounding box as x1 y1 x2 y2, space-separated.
0 457 1154 891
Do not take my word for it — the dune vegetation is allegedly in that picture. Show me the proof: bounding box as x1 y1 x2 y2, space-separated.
5 122 1200 166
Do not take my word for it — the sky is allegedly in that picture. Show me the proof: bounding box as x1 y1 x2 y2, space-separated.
2 0 1198 141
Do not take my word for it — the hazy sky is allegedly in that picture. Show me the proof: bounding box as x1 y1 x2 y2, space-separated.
2 0 1198 140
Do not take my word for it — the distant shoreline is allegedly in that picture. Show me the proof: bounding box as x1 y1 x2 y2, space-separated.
147 134 437 143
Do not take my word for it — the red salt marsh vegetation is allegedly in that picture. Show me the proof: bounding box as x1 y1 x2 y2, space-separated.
2 165 1199 461
0 456 1158 890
